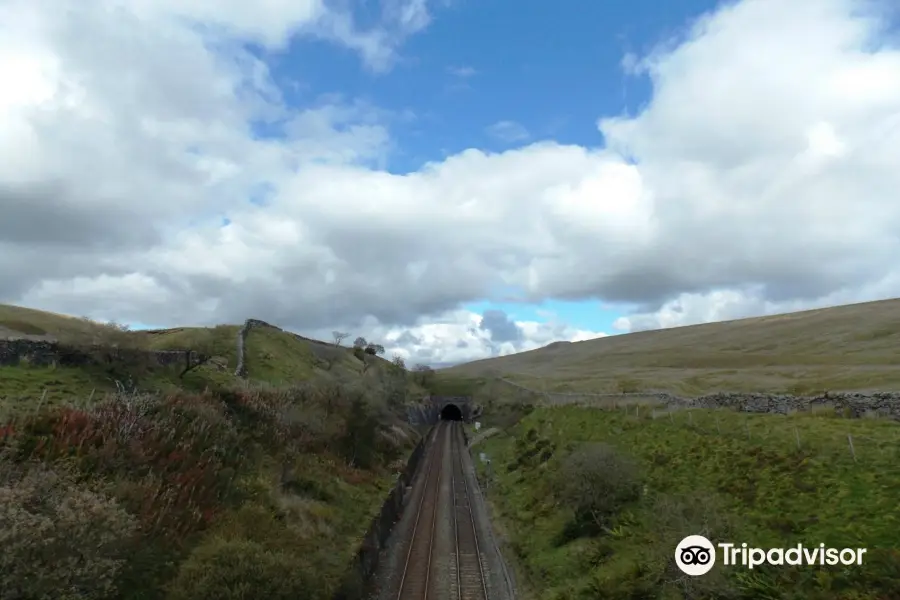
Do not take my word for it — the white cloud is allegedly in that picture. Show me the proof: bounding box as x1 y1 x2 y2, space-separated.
3 0 900 366
485 120 530 142
300 309 607 366
448 65 477 77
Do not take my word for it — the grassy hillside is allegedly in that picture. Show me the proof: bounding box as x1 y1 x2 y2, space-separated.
0 303 426 599
444 298 900 395
0 304 415 412
474 404 900 600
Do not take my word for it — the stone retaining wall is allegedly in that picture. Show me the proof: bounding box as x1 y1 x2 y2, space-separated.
497 378 900 420
333 431 430 600
0 339 194 369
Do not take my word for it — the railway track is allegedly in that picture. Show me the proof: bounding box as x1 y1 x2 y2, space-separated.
395 420 489 600
396 421 447 600
451 424 489 600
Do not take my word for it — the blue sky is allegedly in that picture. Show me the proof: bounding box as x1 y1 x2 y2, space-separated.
239 0 722 336
11 0 900 366
264 0 719 172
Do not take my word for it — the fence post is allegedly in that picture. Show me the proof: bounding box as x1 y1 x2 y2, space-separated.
794 428 801 450
847 434 857 461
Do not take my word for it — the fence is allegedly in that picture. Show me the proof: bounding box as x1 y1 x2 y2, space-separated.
488 377 900 463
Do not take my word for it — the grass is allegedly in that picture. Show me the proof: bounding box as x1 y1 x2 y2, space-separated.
0 304 417 410
475 405 900 600
443 297 900 395
0 304 135 343
0 303 429 597
1 380 417 599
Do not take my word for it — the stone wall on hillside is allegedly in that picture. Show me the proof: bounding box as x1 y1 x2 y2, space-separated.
232 317 356 379
0 339 195 369
232 318 304 379
495 378 900 420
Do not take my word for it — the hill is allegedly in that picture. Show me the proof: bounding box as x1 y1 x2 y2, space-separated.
0 303 426 599
0 303 418 412
444 297 900 396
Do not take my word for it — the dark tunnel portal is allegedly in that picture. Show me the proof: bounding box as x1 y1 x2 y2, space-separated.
440 403 463 421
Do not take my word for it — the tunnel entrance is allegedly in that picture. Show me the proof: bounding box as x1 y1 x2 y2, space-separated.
439 403 463 421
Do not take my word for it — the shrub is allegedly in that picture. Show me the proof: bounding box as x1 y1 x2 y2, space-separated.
0 464 138 600
554 443 642 533
340 396 379 469
166 537 325 600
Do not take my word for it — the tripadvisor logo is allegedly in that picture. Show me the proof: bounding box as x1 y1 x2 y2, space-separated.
675 535 867 576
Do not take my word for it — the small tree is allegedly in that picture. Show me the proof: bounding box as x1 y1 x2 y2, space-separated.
412 364 435 388
340 396 379 469
353 337 367 349
332 331 349 346
555 443 642 533
364 343 385 356
391 354 406 372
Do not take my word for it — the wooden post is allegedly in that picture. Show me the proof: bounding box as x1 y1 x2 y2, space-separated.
847 434 857 461
794 428 801 450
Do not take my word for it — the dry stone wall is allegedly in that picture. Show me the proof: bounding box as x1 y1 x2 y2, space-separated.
496 378 900 420
0 339 192 369
232 317 353 379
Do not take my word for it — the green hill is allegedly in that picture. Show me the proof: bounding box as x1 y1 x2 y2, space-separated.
0 304 417 412
444 297 900 396
0 303 425 599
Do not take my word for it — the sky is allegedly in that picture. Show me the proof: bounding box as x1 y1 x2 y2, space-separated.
2 0 900 367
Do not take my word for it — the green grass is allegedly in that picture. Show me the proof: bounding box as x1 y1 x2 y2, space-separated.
445 297 900 395
476 406 900 600
0 365 109 412
0 304 421 411
0 304 125 341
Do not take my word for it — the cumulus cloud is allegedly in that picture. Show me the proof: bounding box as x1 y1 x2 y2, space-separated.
447 65 477 77
300 309 607 366
486 120 530 142
2 0 900 365
479 309 523 343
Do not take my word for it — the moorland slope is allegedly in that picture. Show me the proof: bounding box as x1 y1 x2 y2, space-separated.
445 297 900 395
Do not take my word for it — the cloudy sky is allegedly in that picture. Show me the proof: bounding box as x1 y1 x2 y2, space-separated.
2 0 899 367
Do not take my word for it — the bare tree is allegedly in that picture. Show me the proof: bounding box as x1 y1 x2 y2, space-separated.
178 336 217 378
412 364 436 387
332 331 349 346
178 350 212 379
353 336 367 349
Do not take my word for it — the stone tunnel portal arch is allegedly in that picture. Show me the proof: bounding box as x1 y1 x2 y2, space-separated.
440 403 463 421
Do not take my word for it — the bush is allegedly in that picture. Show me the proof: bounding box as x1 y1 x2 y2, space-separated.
554 443 642 533
340 396 379 469
0 464 138 600
166 537 325 600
